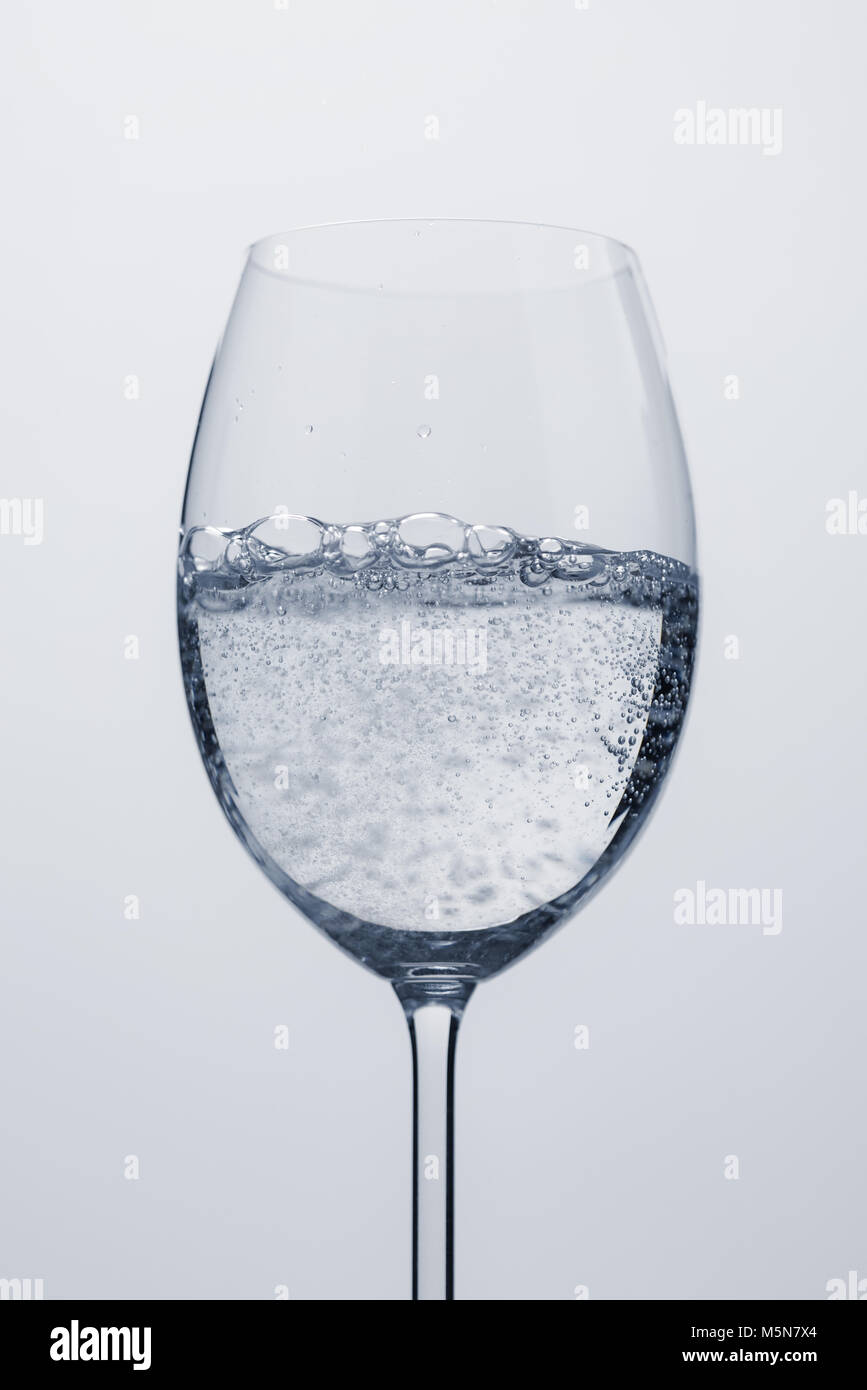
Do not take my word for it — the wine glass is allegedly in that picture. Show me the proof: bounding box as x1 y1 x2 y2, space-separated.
177 219 698 1300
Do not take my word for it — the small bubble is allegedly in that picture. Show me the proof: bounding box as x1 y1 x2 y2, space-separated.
417 424 432 438
447 714 457 723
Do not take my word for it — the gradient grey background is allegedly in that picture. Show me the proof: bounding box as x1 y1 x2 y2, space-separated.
1 0 864 1300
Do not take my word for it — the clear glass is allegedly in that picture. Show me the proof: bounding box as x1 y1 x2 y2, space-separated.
177 218 698 1300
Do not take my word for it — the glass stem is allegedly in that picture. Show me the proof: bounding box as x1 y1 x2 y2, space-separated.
393 980 475 1301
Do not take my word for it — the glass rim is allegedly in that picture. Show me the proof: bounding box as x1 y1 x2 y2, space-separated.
247 216 635 254
245 217 639 294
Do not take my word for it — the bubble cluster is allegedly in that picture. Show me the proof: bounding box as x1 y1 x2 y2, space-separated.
180 510 615 590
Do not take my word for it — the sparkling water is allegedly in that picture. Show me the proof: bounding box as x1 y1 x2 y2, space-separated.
178 513 698 980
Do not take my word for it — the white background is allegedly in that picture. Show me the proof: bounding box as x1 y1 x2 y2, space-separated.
1 0 864 1299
